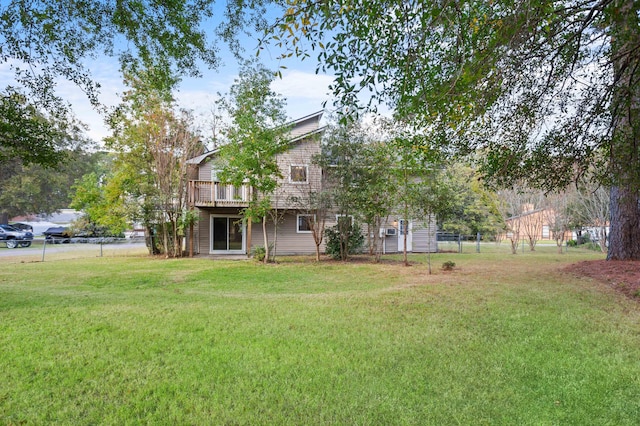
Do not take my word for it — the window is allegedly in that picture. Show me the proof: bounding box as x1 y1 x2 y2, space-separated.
297 214 315 233
290 165 308 183
542 225 550 239
399 219 408 235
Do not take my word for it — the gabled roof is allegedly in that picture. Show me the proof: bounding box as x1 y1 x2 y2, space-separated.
290 110 324 127
187 110 324 165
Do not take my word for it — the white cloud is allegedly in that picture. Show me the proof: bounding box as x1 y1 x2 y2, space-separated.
272 70 335 121
55 65 124 142
178 68 335 130
272 69 334 101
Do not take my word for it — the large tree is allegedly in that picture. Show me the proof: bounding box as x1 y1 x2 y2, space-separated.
106 72 204 257
0 149 107 224
0 89 88 223
385 122 444 266
439 164 504 239
269 0 640 260
216 63 290 263
315 119 395 261
0 0 268 167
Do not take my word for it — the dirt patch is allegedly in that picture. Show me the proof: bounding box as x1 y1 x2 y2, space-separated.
565 260 640 301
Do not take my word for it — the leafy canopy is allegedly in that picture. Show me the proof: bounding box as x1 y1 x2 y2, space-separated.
217 62 290 208
0 0 270 167
267 0 638 190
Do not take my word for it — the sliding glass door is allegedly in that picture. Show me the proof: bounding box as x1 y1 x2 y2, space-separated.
210 215 245 254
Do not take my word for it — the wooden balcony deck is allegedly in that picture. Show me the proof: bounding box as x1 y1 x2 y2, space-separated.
188 181 251 207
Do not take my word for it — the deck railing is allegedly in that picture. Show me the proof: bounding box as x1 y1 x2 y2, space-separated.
188 181 251 207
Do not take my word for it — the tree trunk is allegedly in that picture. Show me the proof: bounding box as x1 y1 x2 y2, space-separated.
172 217 180 257
607 0 640 260
555 238 564 254
271 212 278 263
145 225 158 255
312 223 322 262
403 221 409 266
607 186 640 259
262 216 269 264
372 218 383 263
163 224 170 259
598 227 608 253
509 236 518 254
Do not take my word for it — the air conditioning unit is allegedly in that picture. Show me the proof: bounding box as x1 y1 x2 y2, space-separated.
385 228 397 236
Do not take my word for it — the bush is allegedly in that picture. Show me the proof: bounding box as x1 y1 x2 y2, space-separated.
324 222 364 260
442 261 456 271
580 233 591 244
567 239 578 247
584 242 602 252
252 246 266 262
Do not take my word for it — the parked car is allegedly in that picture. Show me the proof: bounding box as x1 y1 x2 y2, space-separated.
43 226 72 243
0 224 34 248
10 222 34 232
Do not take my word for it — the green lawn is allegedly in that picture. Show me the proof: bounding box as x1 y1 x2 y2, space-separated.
1 248 639 424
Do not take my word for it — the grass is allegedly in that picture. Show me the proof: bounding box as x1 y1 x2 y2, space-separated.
1 247 639 424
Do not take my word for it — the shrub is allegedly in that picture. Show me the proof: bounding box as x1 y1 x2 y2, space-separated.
567 240 578 247
580 233 591 244
442 260 456 271
324 222 364 260
584 242 602 252
252 246 266 262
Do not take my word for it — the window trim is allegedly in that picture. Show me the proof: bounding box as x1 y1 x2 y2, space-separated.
296 214 315 233
289 164 309 184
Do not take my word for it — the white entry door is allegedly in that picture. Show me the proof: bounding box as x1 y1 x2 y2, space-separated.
398 219 413 252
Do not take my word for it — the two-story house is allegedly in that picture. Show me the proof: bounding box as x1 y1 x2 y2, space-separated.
186 111 326 256
186 111 437 257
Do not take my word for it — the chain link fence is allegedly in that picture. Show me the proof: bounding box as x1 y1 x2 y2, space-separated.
1 237 148 264
436 232 603 255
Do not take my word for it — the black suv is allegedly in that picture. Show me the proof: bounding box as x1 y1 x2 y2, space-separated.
0 224 34 248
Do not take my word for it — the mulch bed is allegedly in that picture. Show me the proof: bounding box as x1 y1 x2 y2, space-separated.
565 260 640 302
